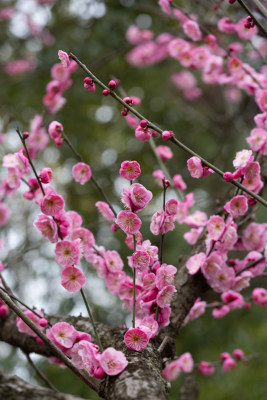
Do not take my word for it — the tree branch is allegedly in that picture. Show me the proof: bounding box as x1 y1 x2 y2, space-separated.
0 371 89 400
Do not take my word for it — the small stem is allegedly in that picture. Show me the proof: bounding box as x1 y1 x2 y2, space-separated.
16 129 45 196
0 288 99 393
80 288 103 352
0 285 51 325
91 175 117 218
132 234 136 328
23 351 58 392
61 131 82 162
158 336 171 353
69 53 267 209
236 256 265 276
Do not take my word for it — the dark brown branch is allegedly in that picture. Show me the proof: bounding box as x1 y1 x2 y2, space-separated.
0 370 89 400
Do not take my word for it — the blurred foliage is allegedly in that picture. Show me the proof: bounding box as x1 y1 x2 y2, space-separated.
0 0 266 399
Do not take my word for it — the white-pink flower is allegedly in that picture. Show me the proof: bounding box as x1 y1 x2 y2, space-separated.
124 327 150 351
116 210 142 235
233 150 253 170
61 266 86 292
207 215 225 241
183 20 202 41
132 250 150 271
186 252 206 275
72 162 92 185
51 322 77 348
34 214 58 243
156 145 173 161
187 156 203 178
99 347 128 376
95 201 115 221
119 160 141 181
178 352 194 373
55 240 81 267
40 191 65 216
224 195 248 218
58 50 70 68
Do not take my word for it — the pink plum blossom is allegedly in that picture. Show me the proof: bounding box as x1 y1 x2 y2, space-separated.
242 223 267 252
155 264 177 290
71 340 99 376
99 347 128 375
183 20 202 41
33 214 58 243
48 121 63 140
95 201 115 221
55 240 81 267
51 322 77 348
119 160 141 180
150 210 175 235
84 77 96 92
207 215 225 241
58 50 70 68
72 162 92 185
135 124 152 141
156 145 173 161
16 310 44 338
116 210 142 235
173 174 187 190
233 150 253 170
165 199 178 216
158 0 172 15
187 298 206 321
178 352 194 373
104 250 124 273
124 327 150 351
184 227 203 245
66 210 83 230
157 285 176 307
187 156 203 178
222 356 237 372
224 195 248 218
121 183 152 213
186 252 206 274
198 361 215 375
39 168 53 184
132 250 150 271
61 266 86 292
163 360 181 381
70 227 95 253
236 18 258 40
40 191 65 216
252 288 267 306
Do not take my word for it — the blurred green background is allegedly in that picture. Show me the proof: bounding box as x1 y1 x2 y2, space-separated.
0 0 266 399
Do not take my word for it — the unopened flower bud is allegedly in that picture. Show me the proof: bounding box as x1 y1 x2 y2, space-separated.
102 89 110 96
108 80 117 90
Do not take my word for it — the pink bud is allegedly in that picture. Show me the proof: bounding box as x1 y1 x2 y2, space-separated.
162 130 174 141
108 80 117 90
233 349 244 360
121 108 128 116
102 89 110 96
39 168 53 184
233 169 242 179
223 172 234 182
0 305 8 316
140 120 148 129
94 367 106 380
248 197 257 206
123 97 133 105
110 223 119 232
39 318 48 327
23 131 29 139
36 337 44 344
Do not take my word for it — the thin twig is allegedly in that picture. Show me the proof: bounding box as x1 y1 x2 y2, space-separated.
69 53 267 209
250 0 267 18
0 288 100 393
23 351 58 392
80 288 103 352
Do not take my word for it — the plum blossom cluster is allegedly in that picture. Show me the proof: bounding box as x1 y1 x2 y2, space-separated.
16 318 128 378
43 52 77 114
163 348 249 381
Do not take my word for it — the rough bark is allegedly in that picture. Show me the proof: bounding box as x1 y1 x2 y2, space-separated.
0 371 88 400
